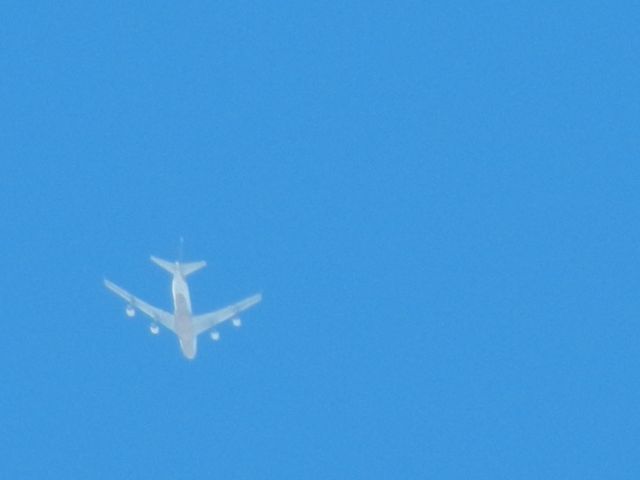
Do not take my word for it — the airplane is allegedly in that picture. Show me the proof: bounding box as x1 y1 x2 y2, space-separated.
104 256 262 360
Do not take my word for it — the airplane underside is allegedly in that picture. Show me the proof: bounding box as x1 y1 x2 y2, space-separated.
104 254 262 359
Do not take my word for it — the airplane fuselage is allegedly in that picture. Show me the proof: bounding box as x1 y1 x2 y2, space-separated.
171 270 197 359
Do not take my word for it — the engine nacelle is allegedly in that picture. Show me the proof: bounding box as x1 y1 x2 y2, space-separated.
232 317 242 328
149 323 159 335
125 305 136 317
210 331 220 341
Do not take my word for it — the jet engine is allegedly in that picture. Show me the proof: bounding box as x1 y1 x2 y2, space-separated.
210 331 220 341
125 305 135 317
232 317 242 328
149 323 159 335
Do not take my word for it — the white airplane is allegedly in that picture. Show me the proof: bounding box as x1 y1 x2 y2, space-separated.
104 256 262 360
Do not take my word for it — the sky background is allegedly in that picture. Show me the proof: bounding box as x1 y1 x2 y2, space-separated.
1 2 639 478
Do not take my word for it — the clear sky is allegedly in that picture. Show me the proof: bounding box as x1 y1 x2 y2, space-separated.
1 2 639 478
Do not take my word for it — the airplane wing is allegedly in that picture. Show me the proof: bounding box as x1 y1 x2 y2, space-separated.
192 293 262 336
104 279 176 333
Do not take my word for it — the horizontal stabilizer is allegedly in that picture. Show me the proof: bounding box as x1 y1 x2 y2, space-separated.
150 256 206 277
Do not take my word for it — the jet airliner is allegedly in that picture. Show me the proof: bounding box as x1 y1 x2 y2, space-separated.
104 256 262 359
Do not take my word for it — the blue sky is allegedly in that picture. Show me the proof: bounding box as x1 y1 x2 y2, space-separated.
1 2 639 478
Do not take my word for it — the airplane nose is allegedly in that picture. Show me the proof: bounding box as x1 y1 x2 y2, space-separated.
180 337 197 360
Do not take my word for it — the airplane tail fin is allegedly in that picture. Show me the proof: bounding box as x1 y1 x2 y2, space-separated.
151 256 207 277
